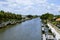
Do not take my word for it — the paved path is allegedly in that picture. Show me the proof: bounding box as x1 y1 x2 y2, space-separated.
47 23 60 40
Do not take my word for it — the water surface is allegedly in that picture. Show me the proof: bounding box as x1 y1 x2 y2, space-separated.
0 18 42 40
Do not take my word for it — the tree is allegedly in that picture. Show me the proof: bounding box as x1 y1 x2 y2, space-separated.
0 10 22 22
26 15 33 19
40 13 54 21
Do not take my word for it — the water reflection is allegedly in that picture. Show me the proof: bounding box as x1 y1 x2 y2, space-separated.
0 18 42 40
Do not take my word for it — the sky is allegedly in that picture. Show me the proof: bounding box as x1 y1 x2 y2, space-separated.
0 0 60 15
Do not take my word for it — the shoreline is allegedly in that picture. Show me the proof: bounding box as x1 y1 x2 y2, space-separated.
0 17 37 29
47 22 60 40
41 20 56 40
0 18 31 29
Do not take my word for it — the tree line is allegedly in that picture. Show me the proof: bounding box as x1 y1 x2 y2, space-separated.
0 10 38 22
40 13 54 21
0 10 22 22
40 13 60 20
40 13 60 24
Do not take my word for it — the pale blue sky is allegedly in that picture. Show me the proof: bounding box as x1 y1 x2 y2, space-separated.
0 0 60 15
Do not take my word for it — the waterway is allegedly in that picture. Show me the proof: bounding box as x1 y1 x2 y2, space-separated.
0 18 42 40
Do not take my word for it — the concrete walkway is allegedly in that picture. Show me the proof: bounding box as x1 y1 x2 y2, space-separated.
47 23 60 40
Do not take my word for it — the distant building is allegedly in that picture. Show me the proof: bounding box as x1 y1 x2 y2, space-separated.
56 18 60 21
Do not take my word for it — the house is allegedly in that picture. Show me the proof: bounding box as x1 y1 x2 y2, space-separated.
56 18 60 21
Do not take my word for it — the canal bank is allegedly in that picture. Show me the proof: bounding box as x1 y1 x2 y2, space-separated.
0 18 42 40
47 22 60 40
41 20 56 40
0 18 34 29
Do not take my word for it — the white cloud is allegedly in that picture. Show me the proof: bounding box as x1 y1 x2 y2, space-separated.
6 0 33 5
6 0 47 6
0 0 60 15
34 0 47 4
0 1 8 5
50 3 55 6
4 0 47 11
57 6 60 11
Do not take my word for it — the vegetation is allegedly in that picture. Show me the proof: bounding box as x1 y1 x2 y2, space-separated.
40 13 54 21
26 15 33 19
0 10 22 22
0 10 38 23
40 13 54 24
26 15 38 19
55 15 60 18
40 13 60 29
0 10 39 28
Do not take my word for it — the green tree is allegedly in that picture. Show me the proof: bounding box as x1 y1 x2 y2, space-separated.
40 13 54 21
0 10 22 22
26 15 33 19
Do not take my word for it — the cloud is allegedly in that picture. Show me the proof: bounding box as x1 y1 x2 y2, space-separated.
6 0 47 5
0 0 60 15
57 6 60 11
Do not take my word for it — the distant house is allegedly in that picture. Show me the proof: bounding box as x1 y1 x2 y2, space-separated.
56 18 60 21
